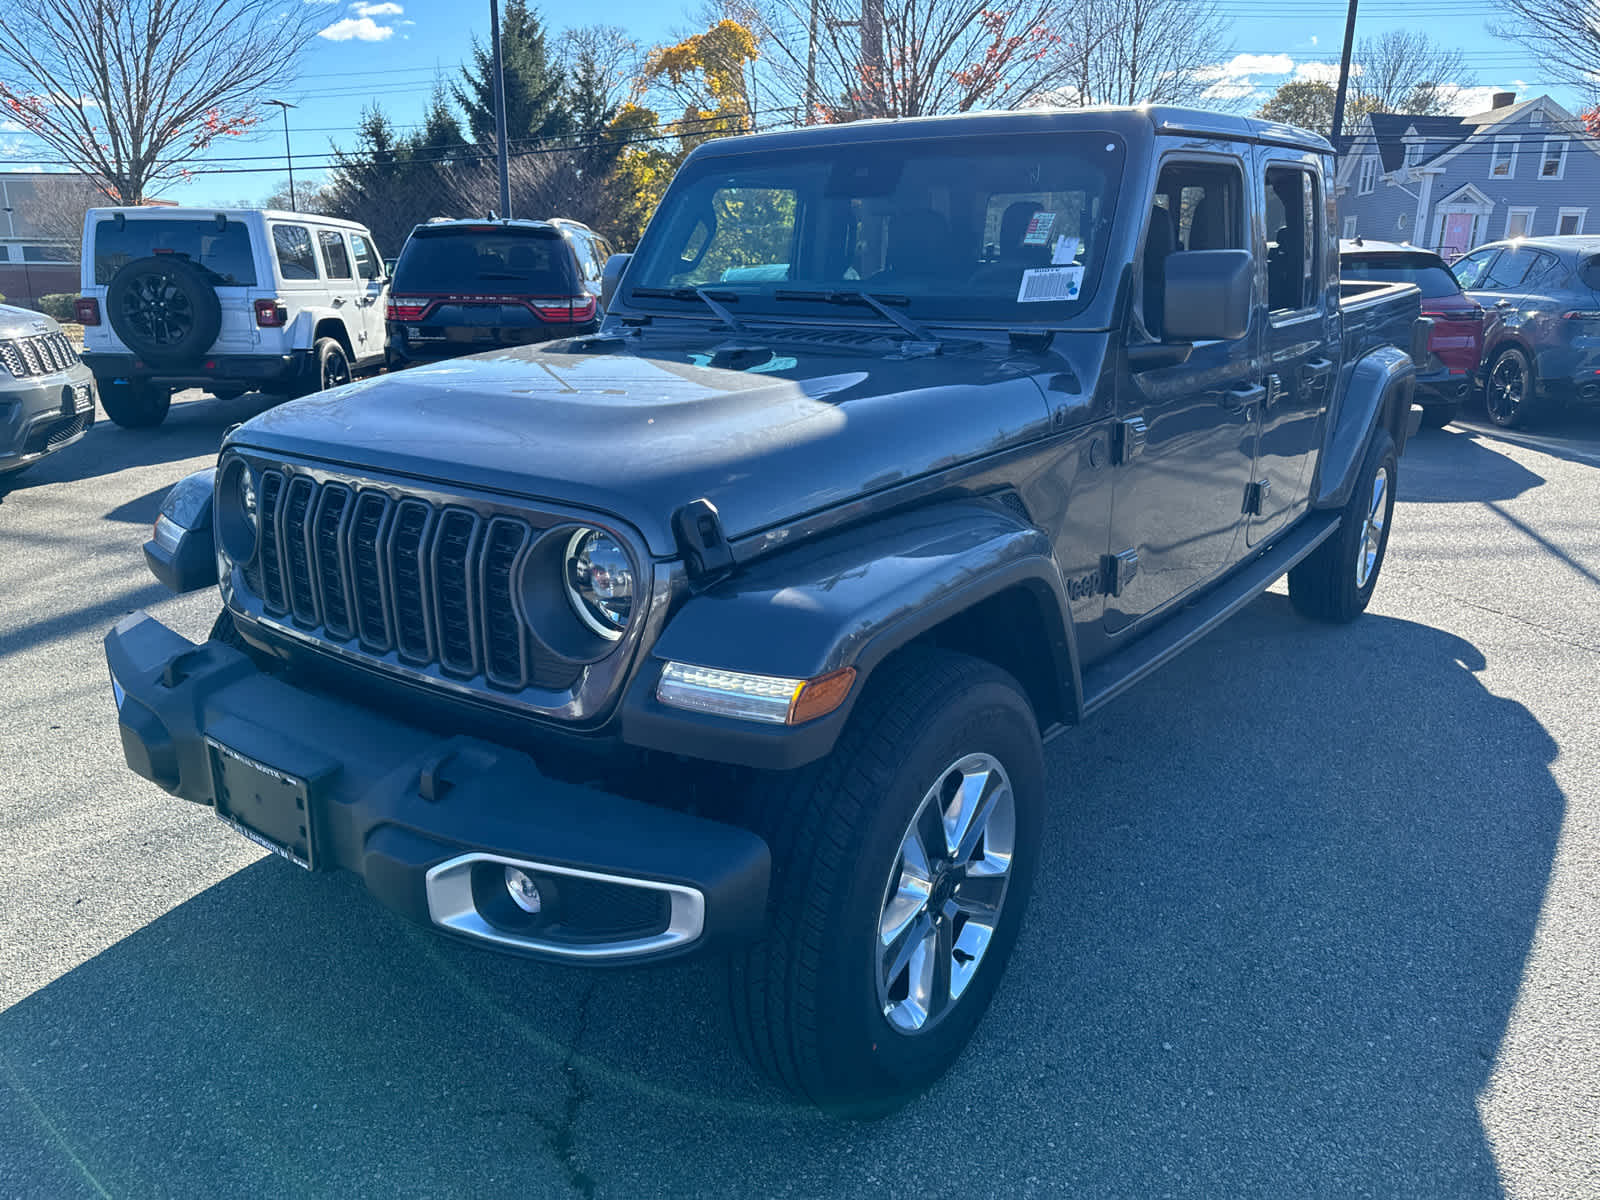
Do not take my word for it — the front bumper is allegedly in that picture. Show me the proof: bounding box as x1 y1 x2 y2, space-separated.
105 611 770 964
0 363 96 473
82 351 309 389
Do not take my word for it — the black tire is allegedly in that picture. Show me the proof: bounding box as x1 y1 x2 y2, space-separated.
1484 345 1536 428
98 379 172 429
105 256 223 365
291 337 352 398
729 649 1045 1115
1418 403 1456 430
1288 427 1398 623
208 385 246 402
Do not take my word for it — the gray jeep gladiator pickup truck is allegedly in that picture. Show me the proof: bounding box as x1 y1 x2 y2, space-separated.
107 107 1424 1113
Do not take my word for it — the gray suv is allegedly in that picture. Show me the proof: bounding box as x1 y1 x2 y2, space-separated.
0 303 96 482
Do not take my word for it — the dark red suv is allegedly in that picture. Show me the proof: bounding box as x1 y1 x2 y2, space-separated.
1340 238 1484 429
386 217 610 366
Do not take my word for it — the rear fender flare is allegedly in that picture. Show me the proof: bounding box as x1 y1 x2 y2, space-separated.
1313 346 1414 510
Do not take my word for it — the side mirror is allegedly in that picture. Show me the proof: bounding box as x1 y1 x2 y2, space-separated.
143 468 218 594
1163 250 1254 342
601 252 632 312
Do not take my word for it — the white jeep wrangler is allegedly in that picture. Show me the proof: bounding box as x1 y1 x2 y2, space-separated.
77 208 389 429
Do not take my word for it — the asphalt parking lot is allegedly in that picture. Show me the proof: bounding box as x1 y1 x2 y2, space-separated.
1 392 1597 1199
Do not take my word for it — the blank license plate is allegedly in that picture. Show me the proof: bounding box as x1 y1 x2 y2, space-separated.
207 737 316 870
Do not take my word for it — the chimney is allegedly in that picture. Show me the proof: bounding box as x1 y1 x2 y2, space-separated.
1492 91 1517 109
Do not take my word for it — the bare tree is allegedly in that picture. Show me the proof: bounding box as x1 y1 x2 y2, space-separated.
1490 0 1600 104
747 0 1067 120
1051 0 1232 108
1351 30 1473 114
0 0 322 204
14 172 108 256
560 24 640 115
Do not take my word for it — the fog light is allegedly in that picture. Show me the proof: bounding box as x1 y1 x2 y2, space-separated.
504 866 543 914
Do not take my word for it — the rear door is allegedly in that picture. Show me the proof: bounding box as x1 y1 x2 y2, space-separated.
315 227 370 357
1248 153 1336 546
347 230 389 362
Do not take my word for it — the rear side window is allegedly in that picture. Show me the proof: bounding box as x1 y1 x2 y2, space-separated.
391 228 578 293
274 225 318 281
1341 253 1462 299
349 232 382 280
92 218 256 286
1482 248 1535 291
1264 165 1320 314
1579 256 1600 290
318 230 352 279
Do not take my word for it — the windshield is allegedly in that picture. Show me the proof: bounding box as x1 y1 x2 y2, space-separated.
93 218 257 286
392 227 577 293
626 132 1125 323
1342 252 1462 299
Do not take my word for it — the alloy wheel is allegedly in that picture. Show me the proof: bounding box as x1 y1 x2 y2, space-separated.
1355 464 1389 589
1488 353 1525 425
120 272 194 347
876 752 1016 1035
322 349 351 390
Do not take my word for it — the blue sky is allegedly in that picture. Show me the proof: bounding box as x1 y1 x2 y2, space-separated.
3 0 1578 205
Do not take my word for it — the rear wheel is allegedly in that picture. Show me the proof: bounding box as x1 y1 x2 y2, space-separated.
1289 428 1397 623
1485 346 1535 428
291 337 352 398
98 379 172 429
729 649 1044 1115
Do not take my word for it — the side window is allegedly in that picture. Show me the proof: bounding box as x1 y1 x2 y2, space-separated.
273 225 318 281
1451 249 1498 290
1482 248 1534 291
1264 166 1320 314
1520 251 1566 292
349 232 382 280
318 230 353 280
574 233 602 284
1143 159 1246 337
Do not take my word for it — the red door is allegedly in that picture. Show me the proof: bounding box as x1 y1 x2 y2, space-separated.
1442 213 1475 258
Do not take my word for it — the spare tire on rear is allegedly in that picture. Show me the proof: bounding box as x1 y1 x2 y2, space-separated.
105 255 224 365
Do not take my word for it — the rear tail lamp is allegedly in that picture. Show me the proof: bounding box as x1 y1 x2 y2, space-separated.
387 297 431 321
531 296 598 323
74 297 101 326
253 298 287 327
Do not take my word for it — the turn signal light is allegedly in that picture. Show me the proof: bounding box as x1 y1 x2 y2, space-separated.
74 297 101 325
656 663 856 725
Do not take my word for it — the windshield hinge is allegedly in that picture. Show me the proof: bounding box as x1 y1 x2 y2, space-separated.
673 498 736 583
1009 330 1055 353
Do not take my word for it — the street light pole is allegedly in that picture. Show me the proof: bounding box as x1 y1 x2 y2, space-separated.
488 0 511 218
265 100 298 210
1330 0 1360 143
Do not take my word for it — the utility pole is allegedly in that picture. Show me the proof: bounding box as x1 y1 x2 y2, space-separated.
489 0 512 218
805 0 819 123
860 0 885 116
264 100 297 210
1330 0 1360 143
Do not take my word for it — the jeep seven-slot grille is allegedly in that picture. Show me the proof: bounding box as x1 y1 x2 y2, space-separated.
251 468 580 692
0 332 77 378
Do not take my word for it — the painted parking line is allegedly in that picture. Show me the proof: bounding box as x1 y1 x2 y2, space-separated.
1454 421 1600 466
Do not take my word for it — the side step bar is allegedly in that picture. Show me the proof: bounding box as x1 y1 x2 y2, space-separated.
1076 512 1341 719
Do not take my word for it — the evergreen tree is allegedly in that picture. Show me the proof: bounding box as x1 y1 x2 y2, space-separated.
419 80 470 164
453 0 571 148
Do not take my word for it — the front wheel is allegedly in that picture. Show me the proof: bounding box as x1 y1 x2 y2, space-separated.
98 380 172 429
729 649 1044 1115
1485 346 1535 428
1288 428 1397 623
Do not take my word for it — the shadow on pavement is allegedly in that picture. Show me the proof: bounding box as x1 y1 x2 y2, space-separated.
1401 426 1546 503
0 602 1562 1198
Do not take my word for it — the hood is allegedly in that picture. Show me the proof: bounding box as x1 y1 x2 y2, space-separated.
231 333 1054 556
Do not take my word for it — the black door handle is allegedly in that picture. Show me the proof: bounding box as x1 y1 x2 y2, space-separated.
1221 383 1266 414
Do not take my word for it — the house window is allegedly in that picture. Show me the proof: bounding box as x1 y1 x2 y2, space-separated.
1358 157 1378 195
20 243 72 262
1404 142 1422 167
1491 137 1518 178
1540 136 1568 179
1558 207 1586 236
1342 215 1358 239
1506 207 1536 238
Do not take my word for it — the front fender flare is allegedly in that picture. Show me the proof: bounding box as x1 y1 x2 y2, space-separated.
142 467 218 594
1313 345 1415 511
620 499 1079 770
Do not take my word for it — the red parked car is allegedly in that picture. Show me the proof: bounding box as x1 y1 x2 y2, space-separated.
1340 238 1485 429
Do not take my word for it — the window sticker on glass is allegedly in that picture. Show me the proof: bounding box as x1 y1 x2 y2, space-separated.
1022 212 1057 245
1018 266 1083 302
1052 236 1081 265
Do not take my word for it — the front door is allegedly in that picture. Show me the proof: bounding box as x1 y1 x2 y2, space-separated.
1106 154 1260 634
348 230 389 364
1249 156 1336 546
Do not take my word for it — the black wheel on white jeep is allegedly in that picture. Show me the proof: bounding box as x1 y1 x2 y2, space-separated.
105 256 223 365
98 379 172 429
729 649 1044 1115
304 337 352 396
1288 427 1397 623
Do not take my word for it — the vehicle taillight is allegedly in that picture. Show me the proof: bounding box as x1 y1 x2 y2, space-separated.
530 296 598 322
253 298 287 327
74 297 100 326
387 296 431 321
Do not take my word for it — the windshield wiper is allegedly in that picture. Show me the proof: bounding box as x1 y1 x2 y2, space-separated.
629 285 745 331
773 289 934 342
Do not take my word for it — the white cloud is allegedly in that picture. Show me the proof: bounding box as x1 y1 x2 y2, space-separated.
1196 52 1295 82
0 119 24 133
1310 35 1318 46
1201 79 1263 101
1294 62 1345 85
319 15 394 39
351 1 402 14
303 0 338 5
1439 84 1514 115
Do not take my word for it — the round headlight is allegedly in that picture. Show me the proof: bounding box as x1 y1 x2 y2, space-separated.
563 528 633 639
216 458 259 564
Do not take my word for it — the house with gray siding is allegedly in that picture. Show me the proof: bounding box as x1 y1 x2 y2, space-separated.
1334 93 1598 257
